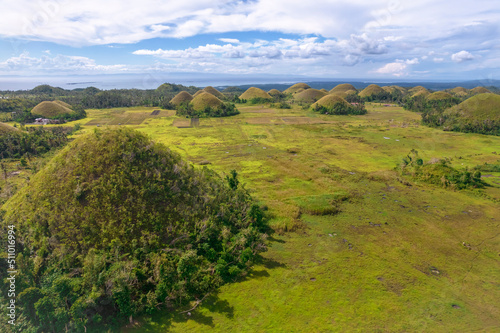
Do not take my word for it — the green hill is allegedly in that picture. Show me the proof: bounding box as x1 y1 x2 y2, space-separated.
470 86 492 95
191 91 224 111
450 87 469 96
240 87 272 100
170 91 193 106
268 89 283 97
0 122 19 135
311 94 366 115
283 83 311 95
330 83 357 94
31 101 74 118
294 88 327 103
427 91 454 101
442 93 500 134
358 84 385 98
202 86 225 99
0 128 266 331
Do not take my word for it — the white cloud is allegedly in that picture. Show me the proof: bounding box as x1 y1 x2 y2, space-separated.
451 50 475 62
375 62 407 76
219 38 240 44
133 37 339 61
405 58 419 65
0 0 497 47
433 57 445 62
0 52 127 74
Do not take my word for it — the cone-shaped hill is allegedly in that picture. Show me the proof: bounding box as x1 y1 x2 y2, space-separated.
470 86 492 95
1 128 266 329
312 95 351 109
283 83 311 94
358 84 385 98
239 87 272 100
330 83 357 94
31 100 74 118
191 91 224 111
202 86 225 99
294 88 327 103
311 94 366 115
0 122 19 134
427 91 454 101
411 89 431 98
442 93 500 134
170 91 193 106
450 87 469 96
268 89 283 97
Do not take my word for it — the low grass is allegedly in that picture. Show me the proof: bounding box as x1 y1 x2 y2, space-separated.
5 101 500 332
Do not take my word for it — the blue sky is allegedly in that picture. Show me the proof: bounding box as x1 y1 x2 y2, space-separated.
0 0 499 83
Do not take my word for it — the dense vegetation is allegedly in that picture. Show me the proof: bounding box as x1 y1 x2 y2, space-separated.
176 101 239 118
398 149 483 189
0 126 71 159
0 128 267 332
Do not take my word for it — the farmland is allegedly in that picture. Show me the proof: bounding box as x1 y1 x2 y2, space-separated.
48 101 500 332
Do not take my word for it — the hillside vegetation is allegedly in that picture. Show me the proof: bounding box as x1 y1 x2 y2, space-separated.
442 93 500 134
31 101 74 118
0 128 267 331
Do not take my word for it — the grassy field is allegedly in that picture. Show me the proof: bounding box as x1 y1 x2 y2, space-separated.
12 102 500 332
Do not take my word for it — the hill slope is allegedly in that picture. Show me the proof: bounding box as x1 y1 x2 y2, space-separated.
0 128 266 331
443 93 500 134
31 100 74 118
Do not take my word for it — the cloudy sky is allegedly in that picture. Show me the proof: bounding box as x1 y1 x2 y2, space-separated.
0 0 499 83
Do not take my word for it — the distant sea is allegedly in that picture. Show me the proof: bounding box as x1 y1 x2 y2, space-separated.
0 73 311 91
0 73 498 91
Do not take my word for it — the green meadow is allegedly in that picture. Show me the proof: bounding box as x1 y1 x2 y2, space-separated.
6 102 500 332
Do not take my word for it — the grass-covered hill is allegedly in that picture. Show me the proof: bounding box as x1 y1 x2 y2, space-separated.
201 86 225 100
283 83 311 95
293 88 327 103
0 128 267 331
426 91 454 101
311 94 366 115
470 86 492 95
449 87 469 96
239 87 272 101
170 91 194 106
358 84 384 98
0 122 19 134
31 100 74 118
442 93 500 134
267 89 283 97
329 83 357 94
191 91 224 110
176 92 239 118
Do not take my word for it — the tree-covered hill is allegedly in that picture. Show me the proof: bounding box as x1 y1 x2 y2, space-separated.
0 128 267 332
